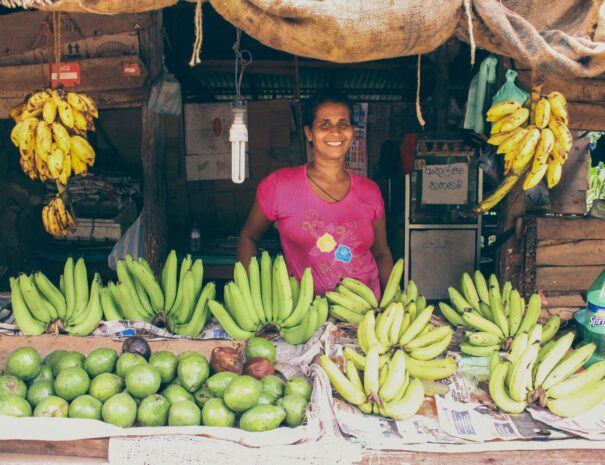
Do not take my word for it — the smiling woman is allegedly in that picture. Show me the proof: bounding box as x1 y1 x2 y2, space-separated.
237 90 393 298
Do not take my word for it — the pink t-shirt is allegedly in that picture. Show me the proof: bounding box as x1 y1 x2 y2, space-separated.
257 165 384 298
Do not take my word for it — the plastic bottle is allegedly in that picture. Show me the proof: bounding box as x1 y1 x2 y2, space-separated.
190 222 201 253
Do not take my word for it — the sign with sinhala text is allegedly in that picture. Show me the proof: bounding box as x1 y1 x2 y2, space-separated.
421 163 468 205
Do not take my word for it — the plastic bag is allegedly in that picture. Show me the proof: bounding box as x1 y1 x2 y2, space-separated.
108 214 143 271
491 69 529 106
148 67 182 116
463 55 498 135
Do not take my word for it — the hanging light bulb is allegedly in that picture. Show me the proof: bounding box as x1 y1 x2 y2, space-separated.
230 98 247 184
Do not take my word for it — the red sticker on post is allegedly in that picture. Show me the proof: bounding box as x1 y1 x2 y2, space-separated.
51 63 81 88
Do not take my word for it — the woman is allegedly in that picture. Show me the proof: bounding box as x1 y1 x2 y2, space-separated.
237 90 393 298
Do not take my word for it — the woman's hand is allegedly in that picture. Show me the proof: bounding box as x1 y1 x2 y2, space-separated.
237 199 274 268
371 213 394 292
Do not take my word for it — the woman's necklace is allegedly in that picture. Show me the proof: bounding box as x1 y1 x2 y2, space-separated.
307 172 348 203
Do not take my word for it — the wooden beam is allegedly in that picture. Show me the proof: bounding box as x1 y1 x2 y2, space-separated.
536 217 605 242
139 12 166 274
543 293 586 308
516 70 605 103
193 59 431 76
536 240 605 267
536 265 603 292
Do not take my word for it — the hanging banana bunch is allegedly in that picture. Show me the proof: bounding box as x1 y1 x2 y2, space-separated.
473 87 573 215
42 196 76 237
9 88 99 235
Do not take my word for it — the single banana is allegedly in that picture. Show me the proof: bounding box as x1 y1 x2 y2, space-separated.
465 331 501 347
460 343 499 357
340 277 378 308
460 272 481 312
275 255 293 322
438 302 464 326
546 380 605 418
486 100 521 121
547 91 568 124
472 174 520 215
345 359 365 393
461 310 504 338
508 340 540 402
26 90 51 112
161 250 178 312
364 345 380 399
447 286 472 313
489 286 509 337
226 282 259 331
489 361 527 414
511 127 541 175
548 120 573 152
383 377 425 421
326 290 369 314
399 305 435 347
491 107 530 134
546 360 605 399
247 256 266 324
541 343 596 391
507 290 523 337
279 312 310 345
406 325 452 349
534 98 551 129
128 259 164 313
517 294 541 335
289 277 300 309
540 315 561 345
546 156 563 189
315 296 329 329
34 272 66 320
234 261 265 324
71 257 89 320
42 99 57 124
260 251 273 322
207 300 255 340
379 258 404 308
404 354 457 380
361 311 388 354
533 332 575 388
100 286 124 321
409 330 452 360
472 270 489 304
405 280 419 303
378 350 407 402
329 304 364 323
9 277 47 335
388 302 405 345
18 274 53 323
65 274 103 336
496 127 528 155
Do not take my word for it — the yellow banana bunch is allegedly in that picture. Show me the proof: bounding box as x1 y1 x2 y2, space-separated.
475 87 573 215
8 88 99 235
42 196 76 237
439 270 561 357
320 351 426 420
490 330 605 418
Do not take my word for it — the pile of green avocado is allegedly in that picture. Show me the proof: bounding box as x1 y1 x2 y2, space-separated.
0 337 311 432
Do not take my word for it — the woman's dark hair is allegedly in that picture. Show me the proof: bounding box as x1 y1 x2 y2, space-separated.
303 89 353 127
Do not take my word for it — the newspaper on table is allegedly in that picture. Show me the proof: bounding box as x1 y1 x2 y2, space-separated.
322 323 597 449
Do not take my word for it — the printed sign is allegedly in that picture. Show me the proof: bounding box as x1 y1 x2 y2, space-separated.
51 63 80 88
345 103 368 177
421 163 468 204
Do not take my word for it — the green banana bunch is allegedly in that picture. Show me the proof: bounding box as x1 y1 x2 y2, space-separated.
321 348 425 420
489 327 605 417
354 297 456 381
100 251 214 338
327 260 413 324
439 270 560 356
207 252 328 343
9 256 104 337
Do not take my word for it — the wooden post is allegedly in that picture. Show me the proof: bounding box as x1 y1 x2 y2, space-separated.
432 46 449 130
139 12 166 274
496 182 526 288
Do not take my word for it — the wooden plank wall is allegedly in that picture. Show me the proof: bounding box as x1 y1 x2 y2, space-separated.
523 216 605 320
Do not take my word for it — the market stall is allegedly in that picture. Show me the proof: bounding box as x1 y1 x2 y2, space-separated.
0 0 605 464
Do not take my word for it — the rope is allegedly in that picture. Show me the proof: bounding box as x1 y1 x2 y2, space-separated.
463 0 476 66
188 0 203 67
52 12 62 85
415 54 426 128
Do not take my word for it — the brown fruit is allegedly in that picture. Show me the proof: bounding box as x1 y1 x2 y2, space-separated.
243 358 275 380
122 336 151 360
210 347 243 374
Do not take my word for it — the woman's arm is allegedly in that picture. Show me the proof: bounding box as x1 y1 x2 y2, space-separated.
371 213 394 292
237 199 274 268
